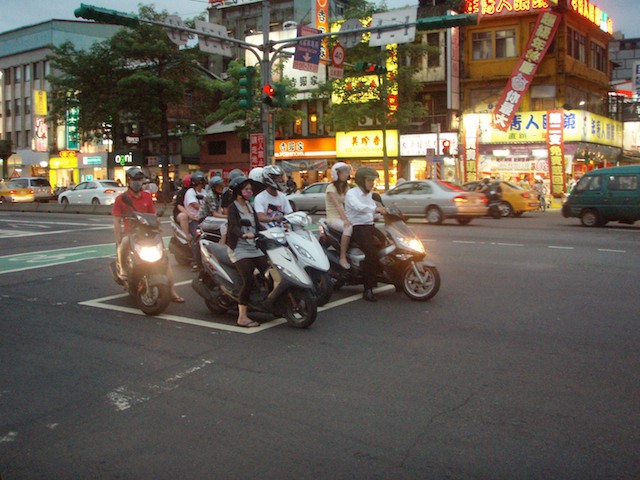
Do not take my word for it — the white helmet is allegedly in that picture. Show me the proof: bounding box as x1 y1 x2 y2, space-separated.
262 165 286 191
331 162 352 182
249 167 264 184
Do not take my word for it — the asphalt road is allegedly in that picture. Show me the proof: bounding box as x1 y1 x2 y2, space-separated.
1 210 639 479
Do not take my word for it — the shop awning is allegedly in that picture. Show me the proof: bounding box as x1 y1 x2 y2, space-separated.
280 159 328 172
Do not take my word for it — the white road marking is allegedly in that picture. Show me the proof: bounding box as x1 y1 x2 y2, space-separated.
0 226 112 239
497 243 524 247
79 282 394 335
598 248 626 253
548 246 575 250
106 358 214 411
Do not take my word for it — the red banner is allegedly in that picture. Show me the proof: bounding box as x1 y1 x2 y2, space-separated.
250 133 265 169
546 110 565 195
491 11 561 131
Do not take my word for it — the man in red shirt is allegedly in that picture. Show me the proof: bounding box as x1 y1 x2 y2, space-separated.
112 167 184 302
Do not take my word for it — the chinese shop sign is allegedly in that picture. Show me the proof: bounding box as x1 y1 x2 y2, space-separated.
491 11 561 132
250 133 265 169
547 110 565 195
336 130 399 158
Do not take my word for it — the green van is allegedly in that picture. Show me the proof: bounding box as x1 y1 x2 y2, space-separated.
562 166 640 227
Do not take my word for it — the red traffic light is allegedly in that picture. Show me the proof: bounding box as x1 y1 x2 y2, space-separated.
263 84 275 97
441 139 451 155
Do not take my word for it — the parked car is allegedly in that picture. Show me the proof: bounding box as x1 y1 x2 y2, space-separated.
381 180 488 225
463 180 539 217
562 165 640 227
287 182 329 212
11 177 54 202
0 181 36 203
58 180 127 206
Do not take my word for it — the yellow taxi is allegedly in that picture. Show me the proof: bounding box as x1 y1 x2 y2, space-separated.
463 180 540 217
0 181 36 203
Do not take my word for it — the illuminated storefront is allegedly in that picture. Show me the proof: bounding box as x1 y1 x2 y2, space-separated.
274 137 336 185
400 133 460 182
462 110 622 192
108 150 145 185
335 129 399 185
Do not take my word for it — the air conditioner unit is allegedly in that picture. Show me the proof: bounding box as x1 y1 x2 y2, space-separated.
283 21 298 30
358 117 374 126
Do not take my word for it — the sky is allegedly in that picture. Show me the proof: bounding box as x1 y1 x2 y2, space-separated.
0 0 639 38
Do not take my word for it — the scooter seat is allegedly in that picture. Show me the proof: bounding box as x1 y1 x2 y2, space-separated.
206 242 235 268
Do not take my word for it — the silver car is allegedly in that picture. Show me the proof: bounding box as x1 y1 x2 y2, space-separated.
381 180 488 225
286 182 329 212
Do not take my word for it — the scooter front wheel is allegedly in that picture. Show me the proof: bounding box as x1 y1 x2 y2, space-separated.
402 263 440 301
136 277 171 316
282 288 317 328
309 270 332 306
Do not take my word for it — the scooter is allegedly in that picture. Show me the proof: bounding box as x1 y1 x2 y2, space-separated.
109 197 171 316
281 211 332 306
318 205 440 302
192 221 318 328
169 215 225 266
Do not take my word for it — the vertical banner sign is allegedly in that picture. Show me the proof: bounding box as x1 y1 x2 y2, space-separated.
33 90 48 116
250 133 265 169
633 61 640 99
316 0 329 64
66 106 80 150
386 44 399 119
492 11 561 131
547 110 565 195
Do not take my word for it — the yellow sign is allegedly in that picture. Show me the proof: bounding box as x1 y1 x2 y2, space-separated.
33 90 47 116
473 111 622 147
336 130 398 157
49 156 78 169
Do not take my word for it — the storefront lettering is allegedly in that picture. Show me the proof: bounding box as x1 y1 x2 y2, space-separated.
115 152 134 166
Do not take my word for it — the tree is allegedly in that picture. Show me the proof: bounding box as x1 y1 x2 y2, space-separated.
48 4 216 201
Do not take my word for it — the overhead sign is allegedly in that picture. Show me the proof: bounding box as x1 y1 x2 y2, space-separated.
338 19 363 49
165 15 189 46
492 11 561 131
293 25 322 73
369 7 417 47
195 20 232 57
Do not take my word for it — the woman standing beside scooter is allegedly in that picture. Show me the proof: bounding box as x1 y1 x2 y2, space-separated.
226 176 268 328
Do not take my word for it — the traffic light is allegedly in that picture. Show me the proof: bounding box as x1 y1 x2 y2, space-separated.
354 61 387 75
74 3 140 27
238 66 256 109
262 83 292 108
441 139 451 156
262 84 276 106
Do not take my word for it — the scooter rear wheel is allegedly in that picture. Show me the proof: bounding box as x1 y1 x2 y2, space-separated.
402 263 440 301
282 288 317 328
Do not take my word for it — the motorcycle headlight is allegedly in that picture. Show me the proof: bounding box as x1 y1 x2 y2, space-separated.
292 243 313 260
398 236 425 254
136 244 164 263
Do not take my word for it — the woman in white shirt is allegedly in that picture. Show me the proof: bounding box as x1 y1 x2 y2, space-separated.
325 162 353 269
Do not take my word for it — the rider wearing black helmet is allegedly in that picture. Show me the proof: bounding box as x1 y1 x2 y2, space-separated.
345 167 387 302
112 167 183 302
184 171 207 270
226 176 268 328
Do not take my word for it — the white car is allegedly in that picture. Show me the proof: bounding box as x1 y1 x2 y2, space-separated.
58 180 127 206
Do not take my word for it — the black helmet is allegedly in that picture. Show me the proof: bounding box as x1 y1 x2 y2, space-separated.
354 167 379 191
228 168 244 182
126 167 145 181
229 175 252 196
262 165 286 191
190 171 207 187
209 175 224 189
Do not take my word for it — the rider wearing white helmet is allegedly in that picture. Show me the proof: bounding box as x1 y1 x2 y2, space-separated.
326 162 353 270
248 167 265 196
253 165 293 226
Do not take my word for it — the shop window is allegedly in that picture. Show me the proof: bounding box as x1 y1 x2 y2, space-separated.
590 42 607 72
567 27 586 63
207 140 226 155
495 29 516 58
426 32 440 68
472 31 492 60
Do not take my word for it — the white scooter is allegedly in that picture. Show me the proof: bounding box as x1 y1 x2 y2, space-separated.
281 211 332 306
192 221 317 328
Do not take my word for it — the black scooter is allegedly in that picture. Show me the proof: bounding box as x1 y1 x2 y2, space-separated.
318 204 440 302
110 196 171 316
